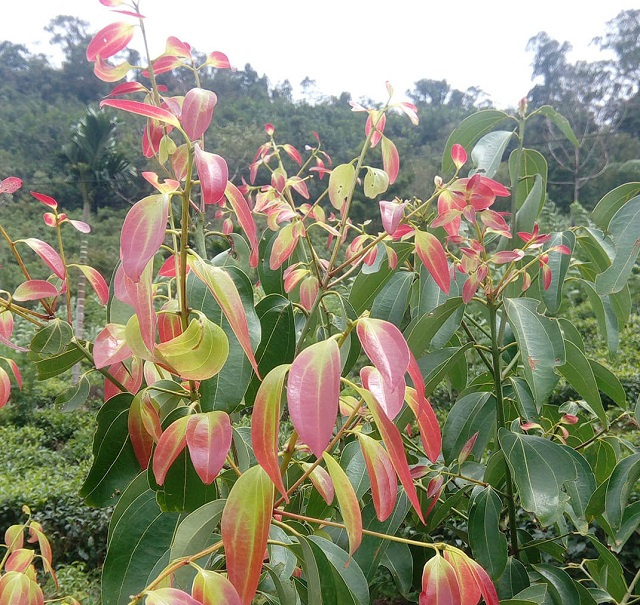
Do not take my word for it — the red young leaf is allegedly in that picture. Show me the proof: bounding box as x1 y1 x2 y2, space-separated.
71 264 109 304
252 364 290 499
100 99 181 127
165 36 192 58
0 367 10 410
415 230 451 294
221 465 274 605
7 360 22 390
359 434 397 522
282 144 302 165
186 412 232 484
287 339 341 458
19 238 65 279
0 177 22 194
323 452 363 556
5 549 34 573
93 56 132 82
181 88 217 140
451 144 467 169
443 549 482 605
300 463 334 505
225 182 259 268
68 219 91 233
30 191 58 209
120 193 169 282
194 144 228 206
152 415 189 485
357 317 410 391
94 324 131 369
269 222 300 270
13 280 58 301
360 365 405 420
205 51 232 69
86 22 135 61
357 386 425 523
108 81 149 96
145 588 201 605
128 391 155 469
420 553 462 605
192 570 242 605
379 200 406 236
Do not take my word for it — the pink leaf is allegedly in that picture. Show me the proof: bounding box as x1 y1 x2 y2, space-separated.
356 317 410 391
145 588 201 605
252 364 290 499
71 265 108 304
269 222 300 270
94 324 131 369
301 463 335 504
451 144 467 169
360 366 405 420
299 276 319 312
186 412 232 484
93 56 132 82
152 416 189 485
165 36 192 59
100 99 180 128
104 358 143 401
13 280 58 301
192 570 242 605
194 144 228 206
398 102 419 125
128 391 155 469
415 230 450 294
0 367 10 409
68 219 91 233
282 144 302 165
19 238 65 279
357 386 425 523
0 177 22 194
381 136 399 184
119 261 157 352
30 191 58 209
205 51 232 69
120 194 169 282
225 182 259 268
420 553 462 605
287 339 340 458
108 81 149 96
7 360 22 390
358 434 397 522
181 88 217 140
379 200 406 236
86 22 135 61
142 172 180 194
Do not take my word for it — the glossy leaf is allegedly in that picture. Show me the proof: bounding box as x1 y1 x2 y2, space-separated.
192 570 242 605
531 564 579 605
443 109 512 173
381 136 399 184
186 412 232 484
358 434 396 522
468 487 508 580
591 182 640 230
221 465 274 605
181 88 217 139
86 22 135 60
30 318 73 356
371 270 413 327
13 279 58 301
252 364 289 498
471 130 513 179
360 365 404 420
152 416 189 486
420 553 461 605
535 106 580 147
604 452 640 532
120 193 169 282
194 144 228 206
541 232 575 315
415 230 450 295
100 99 180 127
503 298 565 407
225 181 259 268
18 238 65 279
145 588 201 605
363 166 389 198
128 390 155 469
323 452 362 556
499 429 577 526
70 264 109 305
287 339 340 457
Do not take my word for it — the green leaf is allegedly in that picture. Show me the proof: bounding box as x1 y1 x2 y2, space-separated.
499 429 577 526
102 473 182 605
532 563 580 605
541 231 575 315
35 343 84 379
349 243 413 314
371 271 413 327
604 452 640 531
509 377 539 422
189 268 260 413
363 166 389 198
534 106 580 147
404 297 465 357
578 280 619 355
340 440 371 500
442 109 512 173
442 391 496 464
557 341 606 425
515 174 544 236
55 374 90 410
380 542 413 597
514 584 553 605
259 229 298 296
80 393 140 507
496 557 531 600
509 148 548 211
170 500 225 588
308 536 369 605
589 359 626 407
562 447 596 533
583 439 617 484
635 395 640 426
558 318 585 351
596 194 640 294
245 295 296 406
212 233 252 272
585 536 627 602
504 298 565 407
468 487 508 580
591 182 640 231
417 344 473 396
470 130 514 178
30 318 73 355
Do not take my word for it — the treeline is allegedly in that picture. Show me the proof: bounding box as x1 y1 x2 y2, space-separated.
2 12 640 223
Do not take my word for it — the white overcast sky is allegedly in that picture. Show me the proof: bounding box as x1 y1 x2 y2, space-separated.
5 0 638 108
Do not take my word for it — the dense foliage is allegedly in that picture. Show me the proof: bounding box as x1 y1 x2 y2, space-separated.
1 3 640 605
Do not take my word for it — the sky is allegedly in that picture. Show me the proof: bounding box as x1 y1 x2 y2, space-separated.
5 0 639 108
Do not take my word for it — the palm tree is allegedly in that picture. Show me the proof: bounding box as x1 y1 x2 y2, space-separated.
65 108 135 382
